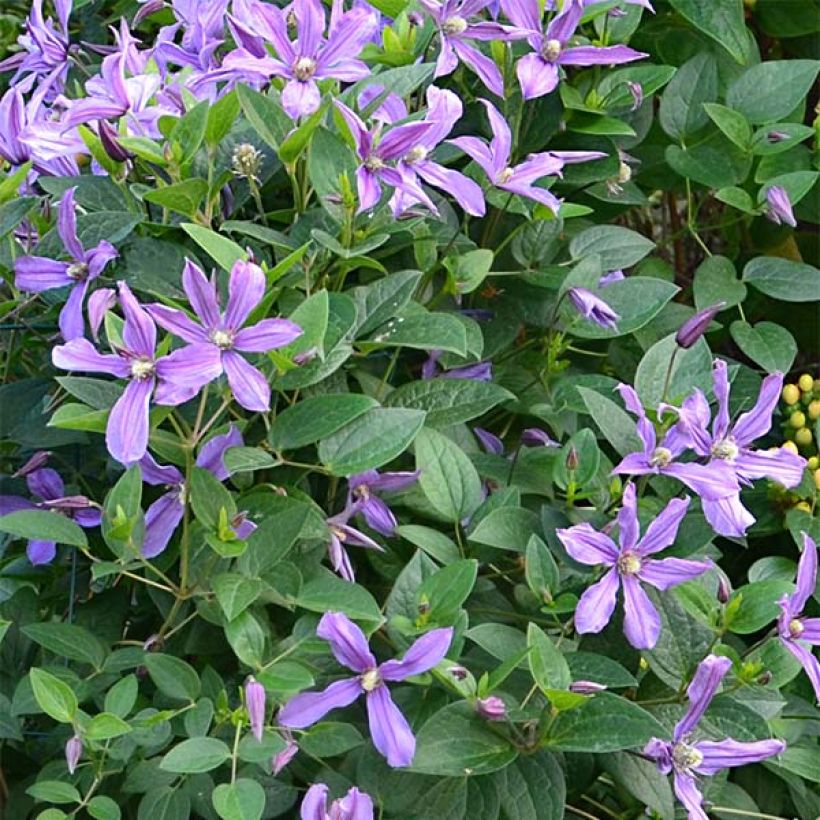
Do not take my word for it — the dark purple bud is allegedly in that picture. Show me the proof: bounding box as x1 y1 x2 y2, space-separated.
43 495 95 511
767 130 790 144
521 428 559 448
474 427 504 455
221 185 235 221
418 599 431 616
98 120 131 163
675 302 725 349
757 670 773 686
475 695 506 720
608 6 627 16
407 11 424 25
569 680 607 695
13 451 51 477
245 676 266 741
65 735 82 774
566 447 579 471
448 665 468 680
717 572 731 604
134 0 164 25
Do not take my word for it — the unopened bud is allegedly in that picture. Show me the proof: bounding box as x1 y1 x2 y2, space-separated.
98 120 131 163
142 634 162 652
13 451 51 477
475 695 506 721
717 573 731 604
293 346 318 366
757 670 772 686
272 731 298 773
134 0 164 24
245 676 266 741
766 130 790 143
521 428 559 448
65 735 82 774
568 680 607 695
565 447 579 471
675 302 725 349
447 665 468 680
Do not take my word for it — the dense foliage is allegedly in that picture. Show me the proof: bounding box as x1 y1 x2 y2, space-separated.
0 0 819 818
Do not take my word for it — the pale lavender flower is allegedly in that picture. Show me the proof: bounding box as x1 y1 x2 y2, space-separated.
566 286 619 330
65 734 82 775
301 783 374 820
502 0 646 99
598 269 625 287
358 84 408 125
675 302 725 349
476 695 506 720
15 188 117 340
0 461 100 565
279 612 453 767
87 287 117 341
52 282 222 465
153 0 229 73
138 425 254 557
272 730 299 773
147 259 302 412
644 654 785 820
557 483 710 648
245 676 266 741
777 533 820 703
765 185 796 228
346 469 420 537
326 511 384 582
221 0 378 119
612 384 741 503
670 360 806 537
449 99 605 213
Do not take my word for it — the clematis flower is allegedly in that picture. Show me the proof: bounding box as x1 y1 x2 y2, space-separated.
272 730 299 774
521 427 560 447
670 360 806 537
501 0 646 100
0 459 101 566
325 511 384 582
153 0 229 73
15 188 117 340
52 282 223 465
422 349 493 381
765 185 796 228
346 469 420 536
221 0 378 119
147 259 302 412
334 100 438 214
449 99 605 213
300 783 374 820
566 286 619 330
65 735 82 775
612 384 740 503
598 269 625 287
557 483 710 648
245 676 266 741
644 654 785 819
474 427 504 455
138 425 255 557
777 533 820 703
278 612 453 767
418 0 518 95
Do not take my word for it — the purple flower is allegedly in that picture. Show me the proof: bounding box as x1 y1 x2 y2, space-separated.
501 0 646 99
521 427 559 447
15 188 117 340
147 259 302 412
475 695 506 720
449 99 605 213
245 676 266 741
272 730 299 773
627 81 643 111
300 783 374 820
568 680 607 695
153 0 229 73
644 654 785 820
87 287 117 341
334 100 439 215
346 469 420 537
670 360 806 537
65 734 82 775
221 0 378 119
419 0 519 95
566 286 619 330
422 349 493 381
598 269 625 287
52 282 223 465
278 612 453 767
0 461 101 565
765 185 796 228
557 483 710 648
474 427 505 455
326 510 384 582
612 384 740 503
777 533 820 703
138 425 253 557
675 302 725 349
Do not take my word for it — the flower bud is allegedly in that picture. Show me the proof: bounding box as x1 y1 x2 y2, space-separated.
790 410 806 429
447 665 468 680
568 680 607 695
272 732 298 774
765 185 796 228
134 0 164 25
757 670 772 686
627 81 643 111
798 373 814 393
65 734 82 774
766 130 790 143
521 428 559 448
13 451 51 477
716 573 731 604
245 677 266 741
475 696 506 721
782 384 800 405
232 143 263 182
98 120 131 163
565 446 579 471
293 346 319 365
675 302 725 349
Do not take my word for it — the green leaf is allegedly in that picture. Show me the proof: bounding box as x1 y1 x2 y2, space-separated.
0 509 87 548
27 781 81 804
23 622 107 669
659 53 719 140
279 103 326 163
257 661 314 693
101 465 144 557
396 525 460 566
415 427 483 523
668 0 749 63
212 573 263 621
665 135 752 188
569 226 655 270
743 257 820 303
412 702 518 776
715 186 756 213
104 674 138 718
368 311 468 356
0 197 36 239
205 91 241 147
469 507 540 553
767 744 820 784
418 559 478 618
222 447 277 475
86 712 132 741
159 737 232 774
29 668 77 723
726 580 793 634
527 623 571 692
578 386 642 457
525 534 559 602
565 653 638 689
727 60 820 124
190 466 237 530
543 692 665 752
180 223 247 271
318 407 426 476
282 289 329 359
635 334 712 407
751 123 815 155
602 752 675 820
224 610 267 667
703 103 752 149
172 100 209 163
269 393 377 451
87 795 121 820
144 179 208 218
212 779 266 820
730 321 797 373
496 753 565 820
297 572 383 625
352 269 423 336
235 85 291 150
693 255 747 310
144 654 201 701
299 722 364 757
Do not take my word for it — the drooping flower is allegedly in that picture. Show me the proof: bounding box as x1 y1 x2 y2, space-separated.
300 783 374 820
52 282 223 465
278 612 453 767
644 654 785 820
272 729 299 773
777 533 820 703
221 0 378 119
325 511 384 582
15 188 118 340
65 734 83 775
474 427 504 455
765 185 797 228
87 287 117 340
566 286 619 330
521 427 559 447
346 469 420 537
0 458 101 565
245 676 266 741
674 302 725 349
612 384 740 503
598 269 625 287
670 360 806 537
501 0 646 100
557 483 710 648
449 99 605 213
422 349 493 381
147 259 302 412
153 0 230 74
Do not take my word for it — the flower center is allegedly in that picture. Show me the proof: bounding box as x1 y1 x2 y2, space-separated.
649 447 672 468
360 668 381 691
353 483 370 500
364 155 385 172
789 618 804 638
66 262 89 281
293 56 317 81
672 741 704 772
617 550 642 575
210 329 235 350
617 161 631 184
497 167 515 185
331 525 348 542
542 38 562 62
711 437 739 462
442 15 468 35
177 482 188 505
130 357 155 380
405 145 428 164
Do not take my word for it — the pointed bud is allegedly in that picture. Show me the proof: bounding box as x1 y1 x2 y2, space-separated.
272 732 298 774
134 0 164 25
757 670 772 686
565 446 579 471
765 185 797 227
245 677 266 741
569 680 607 695
65 735 82 774
98 120 130 163
717 572 732 604
293 346 319 366
13 451 51 477
766 130 790 144
221 184 234 221
475 696 506 721
521 428 559 448
675 302 725 349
